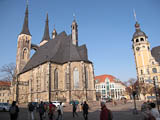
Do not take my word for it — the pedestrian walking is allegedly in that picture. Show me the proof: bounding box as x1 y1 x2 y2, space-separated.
100 101 113 120
80 102 83 112
9 101 19 120
150 102 160 120
28 102 35 120
43 103 47 119
72 101 78 117
39 101 45 120
56 102 63 120
82 101 89 120
48 101 56 120
141 103 156 120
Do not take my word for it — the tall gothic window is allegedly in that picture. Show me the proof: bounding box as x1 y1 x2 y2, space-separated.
84 66 88 89
65 71 70 89
22 48 28 60
73 67 79 89
54 69 58 89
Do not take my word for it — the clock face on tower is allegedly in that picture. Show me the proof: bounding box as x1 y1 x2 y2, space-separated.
136 47 140 51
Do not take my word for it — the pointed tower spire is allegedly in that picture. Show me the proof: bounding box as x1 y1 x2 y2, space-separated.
20 3 31 35
132 10 147 39
41 13 50 41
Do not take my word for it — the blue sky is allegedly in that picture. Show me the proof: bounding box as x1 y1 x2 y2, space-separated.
0 0 160 82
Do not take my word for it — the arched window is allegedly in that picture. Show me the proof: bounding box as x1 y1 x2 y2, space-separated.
141 38 144 41
54 69 58 89
22 48 28 60
141 70 143 75
136 39 139 42
73 67 79 89
84 66 88 89
65 71 69 89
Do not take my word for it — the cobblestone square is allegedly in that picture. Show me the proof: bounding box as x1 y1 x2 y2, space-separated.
0 100 143 120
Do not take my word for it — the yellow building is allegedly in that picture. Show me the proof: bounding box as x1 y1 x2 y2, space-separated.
132 21 160 98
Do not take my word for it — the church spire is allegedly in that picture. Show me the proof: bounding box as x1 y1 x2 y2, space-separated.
20 3 31 35
41 13 50 41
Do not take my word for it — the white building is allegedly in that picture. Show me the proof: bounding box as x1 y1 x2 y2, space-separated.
95 74 126 100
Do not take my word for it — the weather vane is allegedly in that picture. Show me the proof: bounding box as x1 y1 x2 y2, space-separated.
73 13 76 20
26 0 29 5
133 9 137 22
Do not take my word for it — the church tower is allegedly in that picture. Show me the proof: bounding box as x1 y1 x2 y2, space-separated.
71 18 78 46
16 4 31 74
132 21 152 83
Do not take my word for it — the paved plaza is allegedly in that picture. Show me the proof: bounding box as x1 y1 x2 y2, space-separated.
0 100 143 120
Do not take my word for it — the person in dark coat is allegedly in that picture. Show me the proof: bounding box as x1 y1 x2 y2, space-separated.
82 101 89 120
39 101 45 120
72 101 78 117
100 102 113 120
9 101 19 120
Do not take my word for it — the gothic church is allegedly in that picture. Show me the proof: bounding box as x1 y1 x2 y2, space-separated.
13 4 96 103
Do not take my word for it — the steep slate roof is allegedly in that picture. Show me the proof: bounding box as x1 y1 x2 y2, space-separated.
151 46 160 64
21 31 91 74
20 5 31 35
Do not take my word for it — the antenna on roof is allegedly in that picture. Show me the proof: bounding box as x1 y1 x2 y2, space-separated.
133 9 137 22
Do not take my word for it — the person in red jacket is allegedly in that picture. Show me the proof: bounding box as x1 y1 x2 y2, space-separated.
100 102 113 120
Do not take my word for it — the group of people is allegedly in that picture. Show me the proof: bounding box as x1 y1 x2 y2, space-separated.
28 101 63 120
141 101 160 120
8 100 113 120
72 101 89 120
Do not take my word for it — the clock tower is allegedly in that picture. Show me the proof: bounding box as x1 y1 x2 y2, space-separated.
132 22 152 83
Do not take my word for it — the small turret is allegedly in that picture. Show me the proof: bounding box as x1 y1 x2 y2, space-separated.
52 25 57 39
71 17 78 46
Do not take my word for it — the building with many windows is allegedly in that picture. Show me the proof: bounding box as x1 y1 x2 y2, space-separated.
94 74 126 100
0 81 11 103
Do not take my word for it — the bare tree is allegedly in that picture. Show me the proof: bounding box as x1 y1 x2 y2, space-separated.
0 63 16 81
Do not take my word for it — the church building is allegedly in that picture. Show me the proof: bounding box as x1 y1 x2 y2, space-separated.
13 4 96 103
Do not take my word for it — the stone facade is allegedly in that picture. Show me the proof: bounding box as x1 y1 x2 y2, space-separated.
16 62 96 104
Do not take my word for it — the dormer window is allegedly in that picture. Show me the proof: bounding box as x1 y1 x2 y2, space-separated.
136 39 139 42
140 38 144 41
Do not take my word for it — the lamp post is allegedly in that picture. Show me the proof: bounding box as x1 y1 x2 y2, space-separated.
153 77 159 112
132 91 138 114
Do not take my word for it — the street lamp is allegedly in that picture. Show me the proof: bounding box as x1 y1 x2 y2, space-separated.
132 91 138 114
153 77 159 112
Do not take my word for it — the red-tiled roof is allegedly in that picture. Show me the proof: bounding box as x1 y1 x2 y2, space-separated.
0 81 11 86
94 74 116 83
